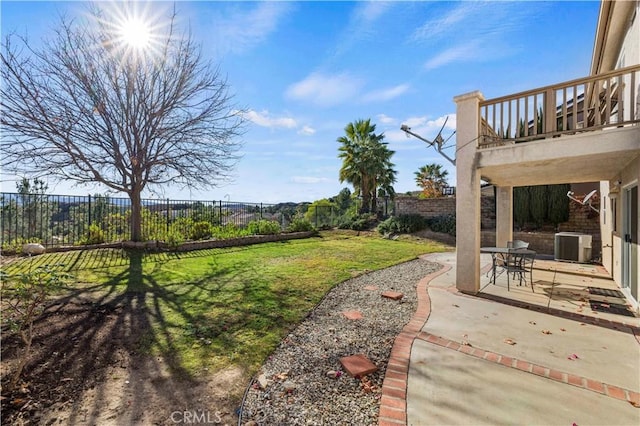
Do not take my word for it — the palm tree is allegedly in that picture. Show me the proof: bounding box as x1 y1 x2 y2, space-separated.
338 119 397 214
414 163 449 198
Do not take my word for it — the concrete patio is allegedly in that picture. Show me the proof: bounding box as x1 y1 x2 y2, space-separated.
378 252 640 426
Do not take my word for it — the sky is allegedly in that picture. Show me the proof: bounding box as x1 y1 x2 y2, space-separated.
0 1 601 204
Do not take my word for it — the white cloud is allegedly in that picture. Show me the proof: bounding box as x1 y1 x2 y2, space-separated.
362 84 410 103
214 2 291 55
291 176 331 184
286 72 364 107
245 110 297 129
297 125 316 136
423 41 481 71
355 1 392 24
331 1 394 59
388 114 456 143
411 2 478 42
377 114 397 125
410 2 543 69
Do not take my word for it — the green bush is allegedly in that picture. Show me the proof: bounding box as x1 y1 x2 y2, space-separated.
247 219 281 235
338 214 376 231
211 224 250 239
164 229 185 249
427 214 456 236
287 217 314 232
190 221 213 240
80 224 106 245
377 214 427 234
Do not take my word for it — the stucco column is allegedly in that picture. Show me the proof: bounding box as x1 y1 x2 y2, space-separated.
495 186 513 247
454 91 484 294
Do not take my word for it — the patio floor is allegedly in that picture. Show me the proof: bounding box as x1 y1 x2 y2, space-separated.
478 255 639 327
386 252 640 426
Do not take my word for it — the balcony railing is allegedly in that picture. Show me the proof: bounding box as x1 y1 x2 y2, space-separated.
478 64 640 148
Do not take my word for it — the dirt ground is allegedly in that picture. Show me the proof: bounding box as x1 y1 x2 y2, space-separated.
1 297 247 425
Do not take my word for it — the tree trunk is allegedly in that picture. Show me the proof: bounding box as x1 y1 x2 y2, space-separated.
371 177 378 215
130 188 143 242
360 175 370 214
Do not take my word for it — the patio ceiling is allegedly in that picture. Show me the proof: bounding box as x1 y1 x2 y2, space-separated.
477 126 640 187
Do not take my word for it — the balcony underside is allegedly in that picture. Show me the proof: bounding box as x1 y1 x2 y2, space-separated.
477 126 640 186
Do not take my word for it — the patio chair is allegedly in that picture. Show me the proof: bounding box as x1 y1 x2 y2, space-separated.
507 240 529 249
502 250 536 291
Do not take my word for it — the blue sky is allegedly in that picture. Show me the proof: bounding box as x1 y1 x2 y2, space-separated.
1 1 600 203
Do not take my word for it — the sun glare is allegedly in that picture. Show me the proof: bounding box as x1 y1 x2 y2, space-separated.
119 17 151 49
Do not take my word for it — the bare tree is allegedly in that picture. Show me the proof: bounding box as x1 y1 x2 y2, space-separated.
1 4 245 241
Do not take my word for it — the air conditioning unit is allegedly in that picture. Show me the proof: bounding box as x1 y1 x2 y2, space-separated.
554 232 592 263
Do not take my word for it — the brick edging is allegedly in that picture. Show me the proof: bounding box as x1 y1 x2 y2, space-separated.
378 263 452 426
416 331 640 407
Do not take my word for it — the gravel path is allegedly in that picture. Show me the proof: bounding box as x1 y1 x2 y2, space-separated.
240 257 441 426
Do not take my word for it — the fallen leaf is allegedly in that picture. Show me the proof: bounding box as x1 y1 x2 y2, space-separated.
504 338 516 345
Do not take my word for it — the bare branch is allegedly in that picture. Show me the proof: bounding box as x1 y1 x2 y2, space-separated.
1 4 246 240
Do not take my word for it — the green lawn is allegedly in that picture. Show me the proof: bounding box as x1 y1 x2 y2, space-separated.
3 231 450 376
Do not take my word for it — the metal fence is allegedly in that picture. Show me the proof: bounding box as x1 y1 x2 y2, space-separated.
1 193 377 249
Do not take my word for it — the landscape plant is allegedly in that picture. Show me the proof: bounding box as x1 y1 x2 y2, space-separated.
427 214 456 236
414 163 449 198
377 214 427 235
287 217 314 232
338 119 397 214
246 219 281 235
0 262 69 389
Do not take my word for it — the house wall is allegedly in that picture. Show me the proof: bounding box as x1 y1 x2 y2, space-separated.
616 2 640 70
600 1 640 309
602 156 640 309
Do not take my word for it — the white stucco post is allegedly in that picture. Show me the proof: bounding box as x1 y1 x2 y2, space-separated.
495 186 513 247
454 91 484 294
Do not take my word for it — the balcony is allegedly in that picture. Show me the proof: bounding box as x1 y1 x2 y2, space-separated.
478 64 640 149
462 65 640 187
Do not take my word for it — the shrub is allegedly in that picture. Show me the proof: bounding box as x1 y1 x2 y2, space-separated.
287 217 314 232
211 224 250 239
190 221 213 240
80 224 106 245
1 264 70 389
339 214 377 231
247 219 281 235
164 229 185 249
427 214 456 236
377 214 427 235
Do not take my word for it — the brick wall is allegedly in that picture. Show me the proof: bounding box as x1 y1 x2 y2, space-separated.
394 195 455 219
398 190 601 260
394 191 495 230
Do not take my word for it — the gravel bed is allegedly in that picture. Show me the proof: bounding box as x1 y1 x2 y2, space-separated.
239 257 441 426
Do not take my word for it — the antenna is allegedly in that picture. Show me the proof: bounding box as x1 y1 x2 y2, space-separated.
583 189 597 204
400 117 456 165
567 190 599 213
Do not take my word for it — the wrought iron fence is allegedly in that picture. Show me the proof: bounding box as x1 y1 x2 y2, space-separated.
0 193 332 249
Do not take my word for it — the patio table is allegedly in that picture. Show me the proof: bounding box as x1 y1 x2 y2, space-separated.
480 247 537 291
